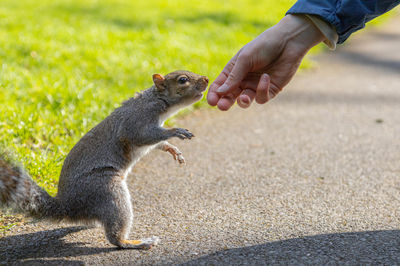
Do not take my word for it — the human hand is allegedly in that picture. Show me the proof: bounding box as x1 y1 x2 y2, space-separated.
207 15 325 111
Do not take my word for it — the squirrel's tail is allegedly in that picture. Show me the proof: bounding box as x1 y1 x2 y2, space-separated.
0 156 63 219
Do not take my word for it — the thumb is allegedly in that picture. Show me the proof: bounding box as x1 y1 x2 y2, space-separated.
216 54 251 95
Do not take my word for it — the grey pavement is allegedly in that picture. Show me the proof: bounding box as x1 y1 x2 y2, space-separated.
1 15 400 265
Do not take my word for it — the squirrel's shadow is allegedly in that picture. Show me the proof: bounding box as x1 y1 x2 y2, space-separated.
182 230 400 265
0 226 116 264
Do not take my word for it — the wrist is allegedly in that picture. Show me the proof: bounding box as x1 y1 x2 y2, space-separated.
305 14 338 50
275 14 325 55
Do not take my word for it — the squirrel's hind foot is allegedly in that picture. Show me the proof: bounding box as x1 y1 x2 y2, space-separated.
158 142 186 164
118 236 160 249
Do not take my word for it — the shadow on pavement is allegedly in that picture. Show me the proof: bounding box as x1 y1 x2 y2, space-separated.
0 226 116 265
13 259 84 266
336 50 400 74
183 230 400 265
369 31 400 41
278 90 400 106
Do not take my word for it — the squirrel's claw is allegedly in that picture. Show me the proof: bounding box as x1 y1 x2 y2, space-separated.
173 128 194 140
176 154 186 164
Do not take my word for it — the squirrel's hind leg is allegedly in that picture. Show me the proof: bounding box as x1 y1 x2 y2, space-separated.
103 206 160 249
157 141 185 164
99 181 159 249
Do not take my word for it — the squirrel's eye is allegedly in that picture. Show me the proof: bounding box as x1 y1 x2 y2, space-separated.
178 76 188 84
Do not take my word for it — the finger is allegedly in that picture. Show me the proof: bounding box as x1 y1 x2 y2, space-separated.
255 73 271 104
217 87 242 111
207 79 226 106
207 91 220 106
239 75 259 91
268 82 282 100
216 53 251 95
237 88 256 108
235 77 258 108
207 55 238 106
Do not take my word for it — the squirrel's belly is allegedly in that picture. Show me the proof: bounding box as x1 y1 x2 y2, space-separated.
123 144 156 179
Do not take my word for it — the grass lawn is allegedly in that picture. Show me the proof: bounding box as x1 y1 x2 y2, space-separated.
0 0 395 199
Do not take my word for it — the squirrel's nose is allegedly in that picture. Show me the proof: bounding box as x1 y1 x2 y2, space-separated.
202 76 209 84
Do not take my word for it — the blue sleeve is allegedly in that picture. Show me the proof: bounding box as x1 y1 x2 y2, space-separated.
286 0 400 44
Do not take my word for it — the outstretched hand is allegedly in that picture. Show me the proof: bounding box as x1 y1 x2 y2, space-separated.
207 15 324 111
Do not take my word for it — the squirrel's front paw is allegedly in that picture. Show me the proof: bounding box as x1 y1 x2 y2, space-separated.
172 128 194 140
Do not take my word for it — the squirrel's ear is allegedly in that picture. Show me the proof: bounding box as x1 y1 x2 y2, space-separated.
152 74 166 91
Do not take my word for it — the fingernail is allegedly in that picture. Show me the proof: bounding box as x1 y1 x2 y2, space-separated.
216 84 229 93
238 97 250 108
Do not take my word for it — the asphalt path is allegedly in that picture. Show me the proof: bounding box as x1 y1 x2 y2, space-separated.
1 15 400 265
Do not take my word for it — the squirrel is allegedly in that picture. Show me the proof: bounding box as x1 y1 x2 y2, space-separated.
0 70 208 249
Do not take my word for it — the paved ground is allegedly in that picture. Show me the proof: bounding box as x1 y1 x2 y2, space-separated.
1 15 400 265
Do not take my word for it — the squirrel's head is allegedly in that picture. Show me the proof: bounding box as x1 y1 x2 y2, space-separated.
152 70 209 106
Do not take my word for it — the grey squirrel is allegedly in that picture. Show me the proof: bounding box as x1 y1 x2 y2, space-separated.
0 70 208 249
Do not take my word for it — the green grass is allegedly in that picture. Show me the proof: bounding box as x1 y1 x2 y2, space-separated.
0 0 296 195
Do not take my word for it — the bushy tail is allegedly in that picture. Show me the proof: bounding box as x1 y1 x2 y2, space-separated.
0 156 63 219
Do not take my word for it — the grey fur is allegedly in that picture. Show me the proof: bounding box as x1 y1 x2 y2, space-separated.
0 70 208 249
0 160 62 219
